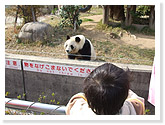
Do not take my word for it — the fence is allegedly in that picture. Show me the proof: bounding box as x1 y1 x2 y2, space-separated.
6 49 153 65
5 53 155 114
5 98 66 115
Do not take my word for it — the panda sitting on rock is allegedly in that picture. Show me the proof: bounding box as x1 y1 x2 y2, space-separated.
64 35 96 61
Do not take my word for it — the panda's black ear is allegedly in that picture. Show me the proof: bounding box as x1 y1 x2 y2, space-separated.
75 37 81 43
67 35 70 40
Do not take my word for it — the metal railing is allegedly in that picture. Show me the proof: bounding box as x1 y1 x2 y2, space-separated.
5 98 66 115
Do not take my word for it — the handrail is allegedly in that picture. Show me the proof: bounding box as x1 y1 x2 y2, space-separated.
5 98 66 115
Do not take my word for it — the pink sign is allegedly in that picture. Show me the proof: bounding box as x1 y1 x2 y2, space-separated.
5 59 21 70
148 62 155 106
23 61 94 77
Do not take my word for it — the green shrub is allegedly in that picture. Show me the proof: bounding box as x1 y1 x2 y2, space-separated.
59 5 82 29
141 26 155 36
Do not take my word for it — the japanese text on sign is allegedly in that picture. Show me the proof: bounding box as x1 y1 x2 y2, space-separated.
23 61 94 77
5 59 21 70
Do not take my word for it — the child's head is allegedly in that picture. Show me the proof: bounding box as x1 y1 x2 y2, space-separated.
83 63 130 115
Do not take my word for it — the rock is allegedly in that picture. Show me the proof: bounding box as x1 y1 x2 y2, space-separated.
18 22 54 43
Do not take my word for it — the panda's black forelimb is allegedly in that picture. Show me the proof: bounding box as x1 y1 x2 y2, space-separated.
78 39 91 60
68 54 76 59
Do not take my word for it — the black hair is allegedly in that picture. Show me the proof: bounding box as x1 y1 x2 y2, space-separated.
83 63 130 115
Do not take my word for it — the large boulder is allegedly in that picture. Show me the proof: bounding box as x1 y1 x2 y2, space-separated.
18 22 54 43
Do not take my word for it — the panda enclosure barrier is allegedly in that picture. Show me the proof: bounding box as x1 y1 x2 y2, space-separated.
5 98 66 115
5 53 155 115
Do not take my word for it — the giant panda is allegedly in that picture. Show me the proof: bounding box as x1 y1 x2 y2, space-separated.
64 35 96 61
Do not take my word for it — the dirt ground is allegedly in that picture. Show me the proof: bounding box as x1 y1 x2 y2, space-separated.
5 14 155 50
5 14 155 65
81 15 155 49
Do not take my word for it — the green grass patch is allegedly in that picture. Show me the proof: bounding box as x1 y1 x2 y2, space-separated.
82 18 94 22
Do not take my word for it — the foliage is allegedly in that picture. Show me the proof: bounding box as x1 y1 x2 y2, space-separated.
5 91 60 115
17 5 42 24
17 93 26 100
82 18 94 22
96 18 155 36
136 5 151 17
6 5 42 24
51 7 58 15
59 5 82 29
38 92 46 103
130 5 151 25
5 6 155 66
141 26 155 36
37 92 60 105
96 20 126 34
5 92 10 96
123 25 137 32
145 109 151 115
96 20 109 30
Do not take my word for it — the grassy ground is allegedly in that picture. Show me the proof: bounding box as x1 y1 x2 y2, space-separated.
5 7 155 66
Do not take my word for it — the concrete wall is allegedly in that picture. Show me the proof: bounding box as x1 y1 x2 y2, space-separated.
5 69 24 98
5 53 154 114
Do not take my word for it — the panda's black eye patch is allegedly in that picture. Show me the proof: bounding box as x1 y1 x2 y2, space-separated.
70 45 74 49
65 45 68 48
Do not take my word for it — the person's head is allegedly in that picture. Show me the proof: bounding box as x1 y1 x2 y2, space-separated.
83 63 130 115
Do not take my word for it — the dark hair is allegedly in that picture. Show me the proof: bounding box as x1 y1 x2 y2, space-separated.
83 63 130 115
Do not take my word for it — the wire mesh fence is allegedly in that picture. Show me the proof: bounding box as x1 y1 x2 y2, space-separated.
5 49 153 65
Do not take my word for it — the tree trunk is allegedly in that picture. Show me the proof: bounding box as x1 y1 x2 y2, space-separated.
14 5 19 32
31 6 36 22
109 5 114 19
108 5 125 22
125 5 133 26
21 5 35 23
102 5 110 25
113 5 125 21
132 5 136 13
149 6 155 30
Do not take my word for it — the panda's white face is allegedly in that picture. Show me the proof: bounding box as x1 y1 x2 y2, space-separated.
64 40 78 54
64 35 85 54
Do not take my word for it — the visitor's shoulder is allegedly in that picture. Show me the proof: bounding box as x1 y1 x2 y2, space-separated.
65 93 94 115
127 90 145 115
